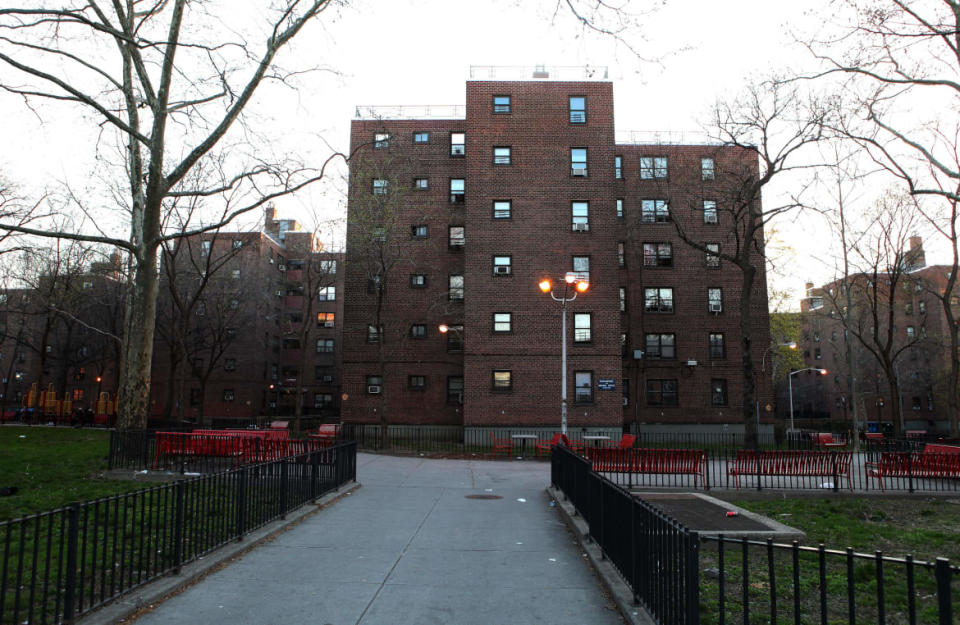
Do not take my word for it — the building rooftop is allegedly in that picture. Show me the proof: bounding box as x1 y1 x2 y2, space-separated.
468 64 609 81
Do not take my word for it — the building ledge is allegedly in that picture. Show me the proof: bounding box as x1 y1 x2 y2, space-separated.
354 105 465 120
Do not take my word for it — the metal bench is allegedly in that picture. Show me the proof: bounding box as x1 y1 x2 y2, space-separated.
726 450 853 490
865 443 960 491
586 448 708 489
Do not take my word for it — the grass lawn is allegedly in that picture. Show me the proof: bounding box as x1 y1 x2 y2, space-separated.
0 426 143 520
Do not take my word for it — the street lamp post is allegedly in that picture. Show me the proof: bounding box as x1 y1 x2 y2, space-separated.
539 273 589 436
758 342 797 436
788 367 829 433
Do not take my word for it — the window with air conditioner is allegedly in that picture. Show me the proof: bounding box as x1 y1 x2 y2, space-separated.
708 288 723 313
493 200 511 219
572 256 590 281
450 179 465 204
450 132 465 156
493 312 512 333
448 275 464 301
571 201 589 231
448 226 465 250
493 146 511 165
366 375 383 394
570 148 587 176
703 200 718 224
493 256 512 276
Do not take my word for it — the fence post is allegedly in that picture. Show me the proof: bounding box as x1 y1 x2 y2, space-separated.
685 531 700 625
279 459 288 519
907 452 915 493
598 479 605 559
235 467 248 541
310 450 320 501
935 558 953 625
62 503 80 624
172 480 186 573
832 453 839 493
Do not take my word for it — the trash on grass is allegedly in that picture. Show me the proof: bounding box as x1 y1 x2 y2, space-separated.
725 511 738 517
819 482 834 489
516 498 526 503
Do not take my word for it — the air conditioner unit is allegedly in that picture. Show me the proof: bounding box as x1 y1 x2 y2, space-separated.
278 264 286 271
686 360 698 367
494 266 511 275
571 168 588 177
367 385 382 394
705 215 718 224
323 321 335 328
709 303 723 313
572 223 589 232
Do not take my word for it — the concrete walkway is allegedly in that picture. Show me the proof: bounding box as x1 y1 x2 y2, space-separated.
130 453 624 625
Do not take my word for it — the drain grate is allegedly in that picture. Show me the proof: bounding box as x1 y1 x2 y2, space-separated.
465 494 503 500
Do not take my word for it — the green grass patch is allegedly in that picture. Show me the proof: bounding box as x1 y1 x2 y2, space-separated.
0 426 143 520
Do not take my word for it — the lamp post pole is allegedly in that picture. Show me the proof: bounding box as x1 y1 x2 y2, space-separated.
759 342 797 440
789 367 829 432
540 274 589 436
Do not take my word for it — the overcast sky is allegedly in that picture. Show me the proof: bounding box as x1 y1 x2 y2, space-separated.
3 0 942 309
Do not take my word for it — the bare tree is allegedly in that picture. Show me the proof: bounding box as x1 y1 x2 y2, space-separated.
0 2 346 429
804 0 960 434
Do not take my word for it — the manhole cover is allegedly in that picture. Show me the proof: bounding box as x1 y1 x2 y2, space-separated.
465 494 503 500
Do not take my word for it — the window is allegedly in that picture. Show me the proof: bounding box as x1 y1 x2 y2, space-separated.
571 201 589 231
641 199 670 223
644 288 674 313
570 148 588 176
814 348 822 360
320 259 337 274
574 313 591 343
409 375 427 390
706 243 720 268
569 96 586 123
366 375 382 394
575 371 593 403
201 241 211 256
708 288 723 313
231 269 241 280
410 324 427 339
414 177 428 190
447 376 464 405
449 274 464 300
645 333 676 359
572 255 590 280
615 155 623 179
703 200 718 224
617 242 625 268
493 312 512 333
616 199 623 219
450 179 465 203
619 287 626 312
414 132 429 143
493 255 512 276
72 388 84 401
492 370 512 391
709 333 725 359
640 156 668 179
905 302 913 315
318 286 336 301
316 339 334 353
906 326 915 339
374 132 390 149
225 358 237 371
197 301 206 317
448 226 465 249
411 224 428 239
493 200 512 219
366 324 382 343
643 242 673 267
229 299 239 310
711 379 728 406
223 389 235 402
314 393 333 409
446 324 464 351
701 158 715 180
317 312 335 328
647 379 678 406
493 146 511 165
450 132 465 156
373 179 388 195
919 301 926 314
410 274 427 288
493 95 511 113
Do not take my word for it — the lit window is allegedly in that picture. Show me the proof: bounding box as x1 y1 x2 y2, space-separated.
367 325 383 343
643 242 672 267
711 379 728 406
906 326 915 339
646 379 678 406
493 312 511 333
571 201 589 231
569 96 586 123
619 287 626 312
374 132 390 149
449 274 464 300
414 132 429 143
571 148 588 176
645 333 675 359
493 200 512 219
493 256 512 276
493 95 511 113
493 146 511 165
574 313 592 343
644 288 674 313
616 199 623 219
615 155 623 179
450 132 465 156
701 158 715 180
316 339 334 353
410 274 427 288
919 301 926 314
706 243 720 268
318 286 336 301
640 156 668 179
409 375 427 390
410 324 427 339
317 313 335 328
575 371 593 403
641 199 669 223
709 333 725 358
231 269 240 280
703 200 718 223
224 389 235 402
366 375 383 393
450 179 465 204
411 224 428 239
572 256 590 280
414 177 428 189
708 288 723 313
448 226 465 249
446 325 464 351
492 370 512 391
372 179 388 195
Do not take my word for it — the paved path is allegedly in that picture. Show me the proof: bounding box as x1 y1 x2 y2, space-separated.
131 453 624 625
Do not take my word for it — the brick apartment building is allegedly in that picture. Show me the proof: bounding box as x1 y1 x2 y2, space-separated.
147 210 344 425
797 236 959 433
341 70 773 434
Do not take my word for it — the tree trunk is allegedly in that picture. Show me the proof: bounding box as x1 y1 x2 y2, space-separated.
740 263 758 449
116 247 160 430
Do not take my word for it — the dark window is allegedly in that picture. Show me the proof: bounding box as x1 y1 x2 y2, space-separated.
450 132 465 156
493 95 511 113
367 325 382 343
366 375 382 394
225 358 237 371
575 371 593 403
223 389 235 402
571 148 588 176
569 96 586 123
493 200 512 219
618 242 625 268
492 370 512 391
619 287 626 312
615 155 623 179
493 312 511 333
640 156 668 179
646 379 678 406
644 288 674 313
409 375 427 390
414 132 429 143
316 339 334 353
446 324 464 351
493 146 511 165
645 333 676 359
574 313 592 343
450 179 465 203
643 242 673 267
189 388 201 406
641 199 669 223
709 333 725 359
447 376 464 405
711 379 728 406
314 393 334 408
410 324 427 339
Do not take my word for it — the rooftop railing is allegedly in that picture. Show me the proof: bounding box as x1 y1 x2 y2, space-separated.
354 105 465 120
469 65 609 81
616 130 721 146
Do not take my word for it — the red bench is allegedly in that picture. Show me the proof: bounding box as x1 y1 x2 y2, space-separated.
864 432 884 441
586 448 708 489
307 424 340 439
865 443 960 490
726 450 853 490
810 432 847 448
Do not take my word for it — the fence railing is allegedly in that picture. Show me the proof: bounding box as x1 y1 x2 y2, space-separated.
1 441 356 625
551 443 959 625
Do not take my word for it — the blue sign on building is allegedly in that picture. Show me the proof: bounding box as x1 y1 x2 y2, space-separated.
597 378 616 391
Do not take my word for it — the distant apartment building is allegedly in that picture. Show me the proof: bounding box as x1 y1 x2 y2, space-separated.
341 69 773 434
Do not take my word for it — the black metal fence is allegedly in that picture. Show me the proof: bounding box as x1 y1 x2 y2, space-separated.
551 443 959 625
1 441 356 625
